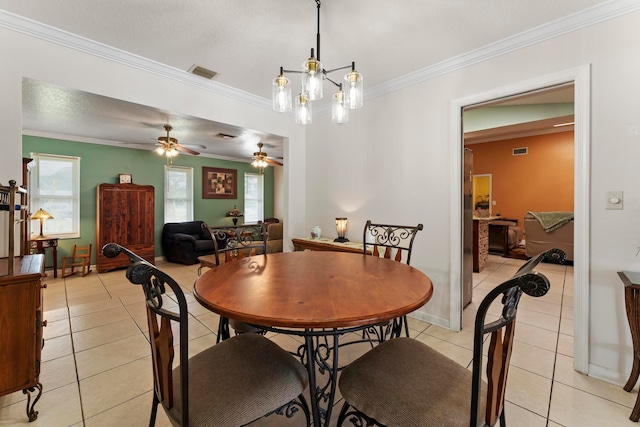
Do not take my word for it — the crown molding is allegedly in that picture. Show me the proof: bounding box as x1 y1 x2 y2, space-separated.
0 9 272 111
365 0 640 101
1 0 638 115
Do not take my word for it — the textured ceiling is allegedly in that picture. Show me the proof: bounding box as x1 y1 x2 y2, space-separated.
1 0 611 161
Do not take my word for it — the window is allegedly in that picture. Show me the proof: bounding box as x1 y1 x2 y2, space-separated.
30 153 80 238
244 173 263 223
165 165 193 223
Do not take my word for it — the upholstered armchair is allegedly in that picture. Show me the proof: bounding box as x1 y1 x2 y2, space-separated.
266 222 284 253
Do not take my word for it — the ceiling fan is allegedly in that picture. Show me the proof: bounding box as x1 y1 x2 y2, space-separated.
155 124 201 163
252 142 283 171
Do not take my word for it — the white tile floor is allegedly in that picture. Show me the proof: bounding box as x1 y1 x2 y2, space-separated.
0 254 638 426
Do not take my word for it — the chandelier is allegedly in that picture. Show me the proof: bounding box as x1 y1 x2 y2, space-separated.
272 0 363 125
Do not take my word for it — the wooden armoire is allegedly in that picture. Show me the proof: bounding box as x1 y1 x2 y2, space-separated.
96 183 155 273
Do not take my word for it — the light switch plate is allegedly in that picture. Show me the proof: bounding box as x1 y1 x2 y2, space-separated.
606 191 623 210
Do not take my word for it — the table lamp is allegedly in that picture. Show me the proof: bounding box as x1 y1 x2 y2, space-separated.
31 208 53 238
334 217 349 243
226 206 243 226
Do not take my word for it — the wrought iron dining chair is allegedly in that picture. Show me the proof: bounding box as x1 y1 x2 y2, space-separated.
362 220 424 341
336 248 566 427
102 243 310 427
201 222 268 342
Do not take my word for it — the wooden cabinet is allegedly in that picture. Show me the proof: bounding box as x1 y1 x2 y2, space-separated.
96 183 155 273
0 255 45 421
0 180 45 422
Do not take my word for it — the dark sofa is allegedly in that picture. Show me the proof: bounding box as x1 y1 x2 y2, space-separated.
161 221 226 265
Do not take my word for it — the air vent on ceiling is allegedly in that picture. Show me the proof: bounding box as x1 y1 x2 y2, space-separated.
188 65 218 80
214 133 236 140
513 147 528 156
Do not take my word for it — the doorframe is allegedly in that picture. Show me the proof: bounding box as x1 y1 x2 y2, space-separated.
449 65 591 373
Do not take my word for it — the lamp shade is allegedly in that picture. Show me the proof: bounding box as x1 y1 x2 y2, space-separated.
226 206 243 218
31 208 53 221
334 217 349 243
31 208 53 238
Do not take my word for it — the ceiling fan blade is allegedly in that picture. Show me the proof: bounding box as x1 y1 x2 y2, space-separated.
266 158 283 166
181 144 207 150
118 141 158 146
176 145 200 155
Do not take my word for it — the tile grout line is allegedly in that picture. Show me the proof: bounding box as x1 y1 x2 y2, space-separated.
545 263 568 427
61 276 87 427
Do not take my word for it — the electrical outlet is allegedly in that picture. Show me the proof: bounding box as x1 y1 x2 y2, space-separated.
606 191 623 210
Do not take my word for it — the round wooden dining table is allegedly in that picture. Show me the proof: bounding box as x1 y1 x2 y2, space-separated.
193 250 433 426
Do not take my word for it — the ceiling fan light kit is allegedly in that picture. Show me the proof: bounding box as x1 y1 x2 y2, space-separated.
272 0 363 125
252 142 282 173
155 124 200 164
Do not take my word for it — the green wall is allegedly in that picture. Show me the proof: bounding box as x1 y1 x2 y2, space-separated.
23 135 274 265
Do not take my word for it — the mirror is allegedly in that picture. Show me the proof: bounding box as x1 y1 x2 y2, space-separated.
472 174 492 217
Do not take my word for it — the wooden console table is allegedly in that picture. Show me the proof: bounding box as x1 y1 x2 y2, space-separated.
292 237 367 254
30 236 58 278
619 270 640 422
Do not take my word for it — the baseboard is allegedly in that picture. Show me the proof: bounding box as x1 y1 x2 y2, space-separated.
408 311 449 330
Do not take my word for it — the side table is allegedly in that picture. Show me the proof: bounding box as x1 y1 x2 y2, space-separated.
618 271 640 422
30 237 58 278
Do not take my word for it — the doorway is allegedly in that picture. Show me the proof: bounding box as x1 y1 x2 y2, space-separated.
450 66 590 373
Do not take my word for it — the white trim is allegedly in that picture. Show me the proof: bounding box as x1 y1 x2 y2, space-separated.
0 2 635 118
449 102 463 332
366 0 638 103
0 10 271 111
450 66 591 373
573 65 591 374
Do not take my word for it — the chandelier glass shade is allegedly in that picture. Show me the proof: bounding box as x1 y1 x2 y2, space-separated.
272 0 363 125
302 54 323 101
272 72 292 112
295 93 312 125
332 88 348 124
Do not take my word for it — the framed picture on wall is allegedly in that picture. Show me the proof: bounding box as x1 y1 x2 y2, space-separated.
202 167 237 199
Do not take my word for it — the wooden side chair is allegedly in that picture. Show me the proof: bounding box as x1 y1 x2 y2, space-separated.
102 243 310 427
201 222 268 342
336 248 566 427
61 244 92 278
362 221 423 340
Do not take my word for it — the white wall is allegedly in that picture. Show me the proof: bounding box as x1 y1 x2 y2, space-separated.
305 10 640 383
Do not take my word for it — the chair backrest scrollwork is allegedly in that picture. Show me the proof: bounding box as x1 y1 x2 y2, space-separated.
202 222 267 265
362 220 424 265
